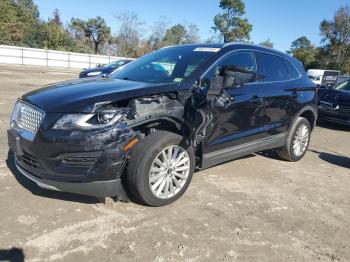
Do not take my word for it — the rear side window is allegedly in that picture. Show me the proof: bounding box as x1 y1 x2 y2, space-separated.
284 60 300 79
261 53 289 82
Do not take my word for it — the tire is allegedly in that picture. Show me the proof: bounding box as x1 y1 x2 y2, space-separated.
277 117 311 162
127 131 195 206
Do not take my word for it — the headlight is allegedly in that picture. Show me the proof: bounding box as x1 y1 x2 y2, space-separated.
87 71 102 77
53 110 123 130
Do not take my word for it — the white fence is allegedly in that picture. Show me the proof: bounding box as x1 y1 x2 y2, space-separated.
0 45 130 69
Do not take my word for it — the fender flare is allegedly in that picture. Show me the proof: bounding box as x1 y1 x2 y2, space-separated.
288 105 317 132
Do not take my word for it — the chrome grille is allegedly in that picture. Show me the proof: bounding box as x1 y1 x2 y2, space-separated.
319 101 334 109
339 104 350 112
11 101 45 135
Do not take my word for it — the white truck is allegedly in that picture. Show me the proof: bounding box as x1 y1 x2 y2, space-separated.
307 69 340 87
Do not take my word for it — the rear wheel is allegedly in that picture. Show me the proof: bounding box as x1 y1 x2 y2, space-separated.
277 117 311 161
127 131 194 206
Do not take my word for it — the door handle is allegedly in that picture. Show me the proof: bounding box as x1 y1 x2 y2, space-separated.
250 96 263 104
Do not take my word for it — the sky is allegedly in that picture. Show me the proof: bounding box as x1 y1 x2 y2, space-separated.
34 0 349 52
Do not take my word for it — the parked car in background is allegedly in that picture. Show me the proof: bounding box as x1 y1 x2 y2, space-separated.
337 75 350 85
307 69 340 88
8 43 317 206
318 80 350 126
79 59 132 78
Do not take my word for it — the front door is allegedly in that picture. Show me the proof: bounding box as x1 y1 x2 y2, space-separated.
199 51 265 155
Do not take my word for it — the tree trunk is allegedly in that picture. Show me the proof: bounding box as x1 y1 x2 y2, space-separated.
94 42 99 54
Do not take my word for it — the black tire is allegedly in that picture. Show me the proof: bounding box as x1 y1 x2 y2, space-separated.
127 131 195 207
277 117 311 162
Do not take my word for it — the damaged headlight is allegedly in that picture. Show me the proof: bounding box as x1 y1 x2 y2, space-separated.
53 110 123 130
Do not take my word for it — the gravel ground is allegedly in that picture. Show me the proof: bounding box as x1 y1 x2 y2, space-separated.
0 64 349 262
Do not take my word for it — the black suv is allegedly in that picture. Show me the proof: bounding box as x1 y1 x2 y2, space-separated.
8 43 317 206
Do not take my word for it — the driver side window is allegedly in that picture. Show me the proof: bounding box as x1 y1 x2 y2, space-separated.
201 51 258 89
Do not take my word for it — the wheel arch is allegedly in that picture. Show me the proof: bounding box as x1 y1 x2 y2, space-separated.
130 116 192 141
289 105 317 131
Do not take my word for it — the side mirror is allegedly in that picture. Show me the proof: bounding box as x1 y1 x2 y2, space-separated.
220 65 257 89
205 65 260 95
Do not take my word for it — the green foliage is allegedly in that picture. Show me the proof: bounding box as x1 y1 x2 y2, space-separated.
212 0 252 43
162 24 200 46
70 16 111 54
163 24 187 45
288 36 317 69
0 0 40 46
40 22 72 50
259 39 273 48
319 6 350 72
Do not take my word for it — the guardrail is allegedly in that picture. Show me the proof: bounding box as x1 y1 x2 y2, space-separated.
0 45 130 69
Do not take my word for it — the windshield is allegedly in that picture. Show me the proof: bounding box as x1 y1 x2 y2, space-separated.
335 80 350 91
111 46 218 84
105 60 128 69
308 75 321 81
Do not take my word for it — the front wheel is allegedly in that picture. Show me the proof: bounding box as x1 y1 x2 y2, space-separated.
277 117 311 161
127 131 195 206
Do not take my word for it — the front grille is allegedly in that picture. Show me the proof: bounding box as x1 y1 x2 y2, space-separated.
11 101 45 136
339 104 350 112
61 157 97 167
319 101 334 109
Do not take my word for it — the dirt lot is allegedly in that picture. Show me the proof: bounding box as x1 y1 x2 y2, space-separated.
0 64 349 262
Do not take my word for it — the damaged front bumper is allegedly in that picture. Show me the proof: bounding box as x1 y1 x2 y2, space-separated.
7 121 137 199
15 162 126 198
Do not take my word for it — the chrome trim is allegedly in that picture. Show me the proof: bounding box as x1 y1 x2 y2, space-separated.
11 100 45 141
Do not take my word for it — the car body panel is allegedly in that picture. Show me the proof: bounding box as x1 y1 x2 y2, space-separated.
22 78 181 113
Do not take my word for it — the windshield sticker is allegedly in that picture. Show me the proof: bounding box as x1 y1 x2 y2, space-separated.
194 47 220 52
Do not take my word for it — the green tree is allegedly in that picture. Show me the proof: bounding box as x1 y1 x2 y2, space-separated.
0 0 40 46
161 23 200 46
163 24 187 45
70 16 111 54
212 0 252 43
35 10 75 51
288 36 316 69
320 5 350 72
259 38 273 48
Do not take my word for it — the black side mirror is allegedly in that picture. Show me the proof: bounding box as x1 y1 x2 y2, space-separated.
220 65 257 89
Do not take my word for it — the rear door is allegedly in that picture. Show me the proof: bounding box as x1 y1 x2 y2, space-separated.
256 52 301 138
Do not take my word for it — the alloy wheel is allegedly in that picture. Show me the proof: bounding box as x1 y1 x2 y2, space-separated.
149 145 190 199
293 123 309 156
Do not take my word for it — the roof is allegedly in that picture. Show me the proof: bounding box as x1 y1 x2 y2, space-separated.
170 42 283 54
163 42 298 64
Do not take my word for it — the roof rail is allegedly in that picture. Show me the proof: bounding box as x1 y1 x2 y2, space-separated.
222 42 267 49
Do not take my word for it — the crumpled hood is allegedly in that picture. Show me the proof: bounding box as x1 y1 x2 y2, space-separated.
22 77 180 113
